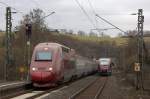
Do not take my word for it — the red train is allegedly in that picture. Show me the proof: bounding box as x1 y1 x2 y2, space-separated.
30 43 97 87
97 58 112 76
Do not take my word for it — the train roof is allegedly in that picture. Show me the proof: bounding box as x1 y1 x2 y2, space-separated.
99 58 111 61
35 42 70 50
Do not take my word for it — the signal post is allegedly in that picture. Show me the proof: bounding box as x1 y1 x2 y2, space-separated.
25 23 32 80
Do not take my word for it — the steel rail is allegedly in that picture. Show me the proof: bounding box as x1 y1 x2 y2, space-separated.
11 75 88 99
69 77 108 99
69 77 99 99
1 83 33 99
94 77 108 99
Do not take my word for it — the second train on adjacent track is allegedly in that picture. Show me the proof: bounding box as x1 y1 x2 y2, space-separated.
97 58 113 76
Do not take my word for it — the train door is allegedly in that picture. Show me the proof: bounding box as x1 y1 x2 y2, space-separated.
62 47 75 82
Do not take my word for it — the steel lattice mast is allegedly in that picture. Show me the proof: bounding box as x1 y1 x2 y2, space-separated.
136 9 144 90
5 7 13 80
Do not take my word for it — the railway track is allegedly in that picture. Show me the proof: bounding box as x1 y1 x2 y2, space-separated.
11 86 62 99
8 81 72 99
0 81 61 99
1 75 98 99
69 76 108 99
9 75 93 99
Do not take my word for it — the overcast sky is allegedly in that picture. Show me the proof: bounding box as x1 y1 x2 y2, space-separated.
0 0 150 37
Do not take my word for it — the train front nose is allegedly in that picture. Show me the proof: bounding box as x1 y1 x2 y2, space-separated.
31 71 55 83
41 72 54 82
99 65 109 72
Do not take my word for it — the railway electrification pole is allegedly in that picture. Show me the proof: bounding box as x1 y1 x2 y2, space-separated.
5 7 13 80
5 7 17 80
135 9 144 90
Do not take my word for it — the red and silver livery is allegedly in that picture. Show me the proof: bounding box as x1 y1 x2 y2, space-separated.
97 58 112 75
30 43 97 87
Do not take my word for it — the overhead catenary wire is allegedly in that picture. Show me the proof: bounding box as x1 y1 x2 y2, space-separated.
95 14 127 35
86 0 131 36
87 0 115 36
40 12 55 20
91 28 116 31
30 0 56 24
87 0 96 14
87 0 97 26
0 1 9 6
87 0 101 34
30 0 40 8
0 1 23 14
74 0 96 29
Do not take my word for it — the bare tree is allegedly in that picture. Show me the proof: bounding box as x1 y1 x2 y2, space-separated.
16 8 49 46
78 30 86 36
67 29 74 35
89 31 97 37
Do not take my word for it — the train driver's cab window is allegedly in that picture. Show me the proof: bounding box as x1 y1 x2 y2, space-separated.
99 60 110 66
35 51 52 61
62 47 70 59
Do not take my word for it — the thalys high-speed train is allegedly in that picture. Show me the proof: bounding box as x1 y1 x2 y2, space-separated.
30 43 97 87
97 58 113 75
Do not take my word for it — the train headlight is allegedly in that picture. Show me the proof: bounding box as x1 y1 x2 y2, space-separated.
32 67 37 71
48 67 53 71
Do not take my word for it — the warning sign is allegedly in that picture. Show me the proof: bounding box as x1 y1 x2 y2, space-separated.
134 63 140 72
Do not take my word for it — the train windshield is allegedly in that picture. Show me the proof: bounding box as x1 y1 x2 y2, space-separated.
35 51 52 61
99 59 110 65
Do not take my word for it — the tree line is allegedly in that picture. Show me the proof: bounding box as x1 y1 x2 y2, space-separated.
0 8 149 81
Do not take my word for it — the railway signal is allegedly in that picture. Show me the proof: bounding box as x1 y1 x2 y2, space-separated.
25 23 32 40
25 23 32 80
25 23 32 66
24 11 55 80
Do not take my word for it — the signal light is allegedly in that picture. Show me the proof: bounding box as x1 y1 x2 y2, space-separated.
25 24 32 39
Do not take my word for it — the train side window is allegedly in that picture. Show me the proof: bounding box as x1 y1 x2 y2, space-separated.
62 51 67 59
62 47 69 58
62 47 69 53
61 52 64 58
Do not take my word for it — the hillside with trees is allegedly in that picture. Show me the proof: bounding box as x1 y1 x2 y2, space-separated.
0 8 150 81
